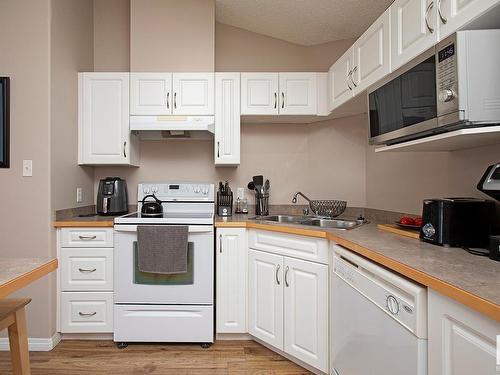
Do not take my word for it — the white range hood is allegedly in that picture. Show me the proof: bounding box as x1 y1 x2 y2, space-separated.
130 115 215 140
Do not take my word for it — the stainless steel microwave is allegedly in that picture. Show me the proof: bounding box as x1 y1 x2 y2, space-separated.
368 30 500 145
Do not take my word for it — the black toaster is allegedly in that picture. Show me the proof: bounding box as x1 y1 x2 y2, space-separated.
420 198 496 248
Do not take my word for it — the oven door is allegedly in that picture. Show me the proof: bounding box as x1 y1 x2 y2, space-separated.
114 225 213 305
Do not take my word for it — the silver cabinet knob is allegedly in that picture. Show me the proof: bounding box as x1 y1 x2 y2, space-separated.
438 89 455 102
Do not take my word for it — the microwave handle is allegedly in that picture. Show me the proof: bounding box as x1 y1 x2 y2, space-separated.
114 225 213 234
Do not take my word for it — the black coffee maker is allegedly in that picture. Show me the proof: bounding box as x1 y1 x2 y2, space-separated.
477 163 500 261
97 177 128 215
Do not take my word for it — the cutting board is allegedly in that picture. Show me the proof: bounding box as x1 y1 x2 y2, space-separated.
377 224 420 239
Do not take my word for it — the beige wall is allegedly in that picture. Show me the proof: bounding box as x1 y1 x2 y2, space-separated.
215 22 353 72
130 0 215 72
51 0 95 211
365 143 500 215
95 118 367 207
0 0 53 338
94 0 130 71
96 21 365 206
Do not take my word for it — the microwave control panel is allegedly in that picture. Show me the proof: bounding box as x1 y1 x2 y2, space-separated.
436 35 459 116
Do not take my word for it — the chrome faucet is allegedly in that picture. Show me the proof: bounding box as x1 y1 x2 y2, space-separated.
292 191 311 204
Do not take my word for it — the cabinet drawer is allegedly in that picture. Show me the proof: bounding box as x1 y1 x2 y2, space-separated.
248 230 328 264
60 292 113 333
61 248 113 291
60 228 113 248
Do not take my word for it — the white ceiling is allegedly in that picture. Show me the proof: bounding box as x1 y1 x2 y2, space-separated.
216 0 393 46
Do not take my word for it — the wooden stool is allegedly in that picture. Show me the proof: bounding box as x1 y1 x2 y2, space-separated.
0 299 31 375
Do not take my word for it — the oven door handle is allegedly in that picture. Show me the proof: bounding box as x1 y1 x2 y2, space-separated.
114 225 213 233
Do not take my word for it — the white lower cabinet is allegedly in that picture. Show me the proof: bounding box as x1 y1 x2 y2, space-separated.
216 228 247 333
428 289 500 375
58 227 114 334
61 292 113 333
248 245 329 373
284 257 328 372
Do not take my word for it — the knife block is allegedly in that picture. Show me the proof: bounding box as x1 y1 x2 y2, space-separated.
217 191 233 217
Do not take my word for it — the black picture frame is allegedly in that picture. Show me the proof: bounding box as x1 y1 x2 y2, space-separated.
0 77 10 168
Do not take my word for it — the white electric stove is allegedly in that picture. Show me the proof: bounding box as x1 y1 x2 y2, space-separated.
113 182 215 348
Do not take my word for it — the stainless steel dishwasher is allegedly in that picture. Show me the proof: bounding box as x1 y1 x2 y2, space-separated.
330 245 428 375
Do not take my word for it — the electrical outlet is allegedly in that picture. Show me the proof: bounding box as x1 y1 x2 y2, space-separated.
22 160 32 177
76 187 83 203
237 187 245 199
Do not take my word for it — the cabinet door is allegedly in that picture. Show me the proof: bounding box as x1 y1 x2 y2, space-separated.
428 289 500 375
241 73 279 115
278 73 317 115
352 8 391 94
172 73 214 115
130 73 172 115
78 73 133 165
248 249 283 349
328 49 354 112
391 0 438 70
438 0 500 39
216 228 247 333
215 73 240 166
283 257 328 373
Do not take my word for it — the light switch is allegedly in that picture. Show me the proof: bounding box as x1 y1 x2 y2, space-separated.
76 187 83 203
237 187 245 199
22 160 32 177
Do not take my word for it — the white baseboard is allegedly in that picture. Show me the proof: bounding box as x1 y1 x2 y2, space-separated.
216 333 252 341
0 333 61 352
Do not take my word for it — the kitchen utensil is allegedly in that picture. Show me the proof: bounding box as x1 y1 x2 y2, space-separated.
247 181 255 191
217 181 233 217
141 194 163 217
264 179 270 192
292 191 346 218
97 177 128 216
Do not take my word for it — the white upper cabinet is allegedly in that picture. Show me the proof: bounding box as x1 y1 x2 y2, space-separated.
130 73 172 115
215 228 247 333
242 72 319 115
438 0 500 39
241 73 279 115
215 73 240 166
391 0 438 70
328 48 355 111
352 8 391 94
172 73 214 115
279 73 317 115
78 73 139 166
283 257 329 373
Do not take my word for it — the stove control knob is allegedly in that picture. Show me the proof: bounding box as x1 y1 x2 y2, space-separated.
151 186 159 194
386 295 399 315
194 185 201 194
438 89 455 102
202 186 209 195
143 187 150 194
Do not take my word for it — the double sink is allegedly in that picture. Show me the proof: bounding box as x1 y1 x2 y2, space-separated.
249 215 365 230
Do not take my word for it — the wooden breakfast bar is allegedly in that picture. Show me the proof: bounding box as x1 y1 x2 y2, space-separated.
0 258 58 375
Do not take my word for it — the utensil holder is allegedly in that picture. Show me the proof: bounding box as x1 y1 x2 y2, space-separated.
255 193 269 216
217 191 233 217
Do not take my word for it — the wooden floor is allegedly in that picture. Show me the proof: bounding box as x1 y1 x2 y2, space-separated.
0 340 312 374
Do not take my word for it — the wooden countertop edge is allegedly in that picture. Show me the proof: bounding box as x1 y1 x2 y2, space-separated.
53 221 114 228
0 259 59 299
216 220 500 322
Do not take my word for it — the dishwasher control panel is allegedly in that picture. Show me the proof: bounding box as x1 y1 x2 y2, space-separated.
333 246 427 339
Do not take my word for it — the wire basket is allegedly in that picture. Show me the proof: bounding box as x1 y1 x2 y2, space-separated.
309 200 347 218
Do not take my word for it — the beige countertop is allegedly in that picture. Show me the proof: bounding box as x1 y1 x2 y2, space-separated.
53 215 115 227
216 215 500 322
0 258 58 298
